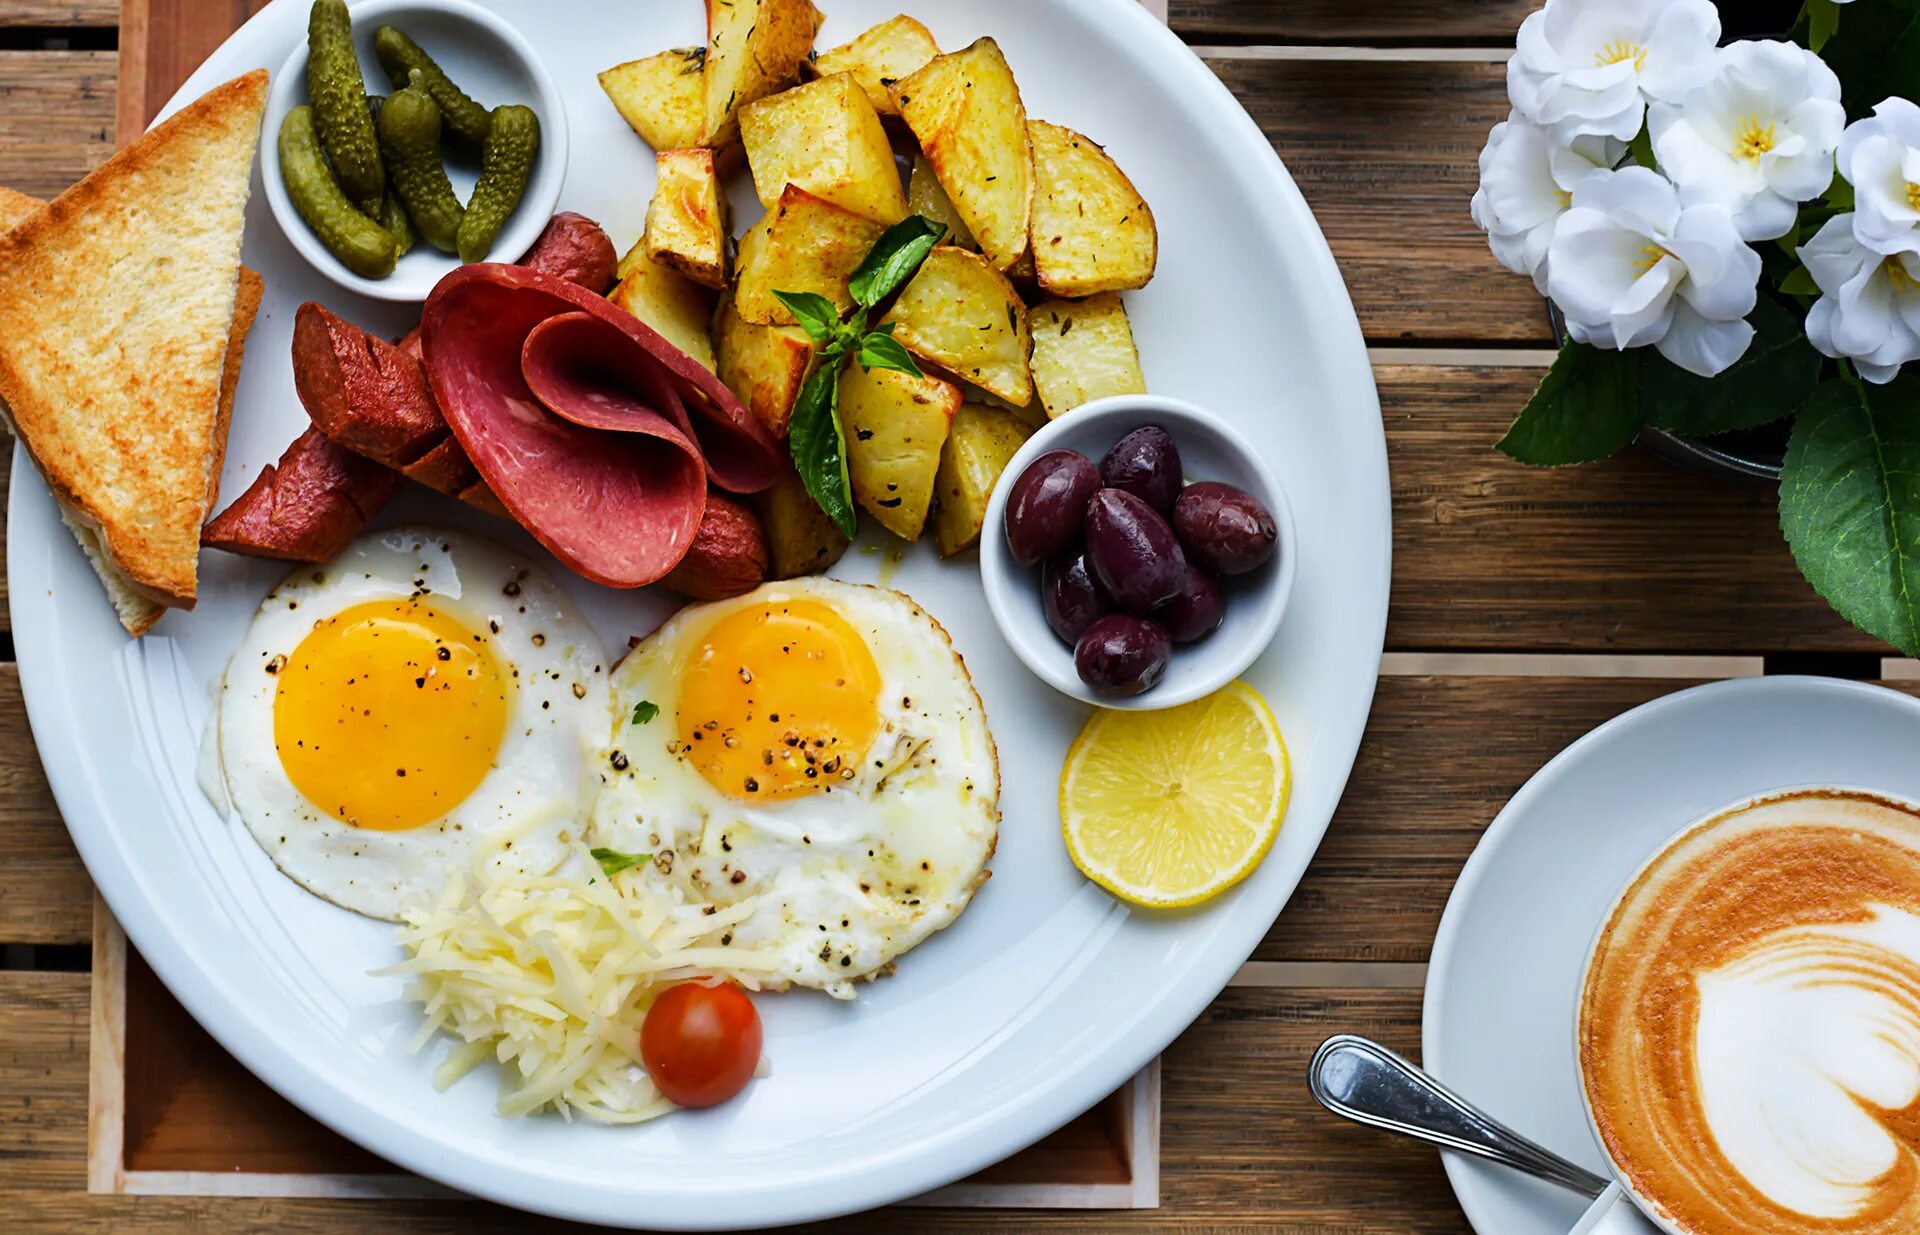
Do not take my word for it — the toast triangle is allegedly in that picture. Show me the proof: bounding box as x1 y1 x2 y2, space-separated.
0 69 268 624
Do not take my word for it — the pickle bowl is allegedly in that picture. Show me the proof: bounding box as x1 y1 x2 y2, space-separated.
259 0 568 303
979 395 1298 712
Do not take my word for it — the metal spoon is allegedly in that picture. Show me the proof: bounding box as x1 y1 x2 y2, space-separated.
1308 1034 1610 1199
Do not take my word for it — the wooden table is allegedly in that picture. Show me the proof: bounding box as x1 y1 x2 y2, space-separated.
0 1 1908 1230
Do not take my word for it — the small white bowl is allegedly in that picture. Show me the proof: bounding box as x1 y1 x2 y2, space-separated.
980 395 1298 711
260 0 568 302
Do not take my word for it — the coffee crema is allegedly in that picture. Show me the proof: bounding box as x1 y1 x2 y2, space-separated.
1579 790 1920 1235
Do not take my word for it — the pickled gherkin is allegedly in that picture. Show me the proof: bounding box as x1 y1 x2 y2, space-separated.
279 105 397 278
374 25 493 148
306 0 385 217
457 105 539 262
378 81 465 254
379 190 415 258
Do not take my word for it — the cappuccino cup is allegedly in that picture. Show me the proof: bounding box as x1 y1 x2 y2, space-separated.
1570 787 1920 1235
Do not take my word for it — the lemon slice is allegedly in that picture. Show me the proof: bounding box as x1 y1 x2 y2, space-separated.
1059 681 1291 908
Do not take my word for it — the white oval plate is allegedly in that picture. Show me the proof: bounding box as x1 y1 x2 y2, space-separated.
1422 677 1920 1235
7 0 1388 1226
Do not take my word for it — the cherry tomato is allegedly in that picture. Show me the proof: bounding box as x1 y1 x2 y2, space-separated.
640 982 762 1108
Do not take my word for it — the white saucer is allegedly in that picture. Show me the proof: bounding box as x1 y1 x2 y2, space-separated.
1421 676 1920 1235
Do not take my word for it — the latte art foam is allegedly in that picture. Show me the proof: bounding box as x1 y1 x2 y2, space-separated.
1580 790 1920 1235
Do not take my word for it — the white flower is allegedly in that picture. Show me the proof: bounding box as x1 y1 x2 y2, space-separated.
1837 98 1920 257
1470 112 1625 292
1508 0 1721 142
1548 166 1761 377
1799 213 1920 383
1649 41 1844 241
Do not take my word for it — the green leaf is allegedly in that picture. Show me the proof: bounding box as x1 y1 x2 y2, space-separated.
1780 373 1920 657
1628 124 1656 171
788 360 858 537
857 330 923 377
630 699 659 725
1778 265 1819 297
847 215 945 309
1496 342 1643 465
1809 0 1920 117
1640 296 1822 437
591 847 652 877
1807 0 1842 51
771 290 842 346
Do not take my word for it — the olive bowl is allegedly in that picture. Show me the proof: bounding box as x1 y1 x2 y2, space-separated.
980 395 1298 712
259 0 569 303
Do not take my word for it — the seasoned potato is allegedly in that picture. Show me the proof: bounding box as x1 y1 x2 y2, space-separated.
881 246 1032 406
740 75 907 224
643 148 729 289
930 405 1033 557
908 153 975 250
756 460 852 578
609 252 717 372
599 48 707 151
841 363 960 540
702 0 823 148
1029 120 1157 296
734 185 886 327
811 15 939 117
891 39 1032 272
1027 293 1147 419
714 288 816 438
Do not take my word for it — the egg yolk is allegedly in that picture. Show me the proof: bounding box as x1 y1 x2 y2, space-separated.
677 599 882 800
274 598 510 831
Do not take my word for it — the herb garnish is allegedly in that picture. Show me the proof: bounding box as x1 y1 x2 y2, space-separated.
630 699 659 725
590 847 651 877
775 215 946 535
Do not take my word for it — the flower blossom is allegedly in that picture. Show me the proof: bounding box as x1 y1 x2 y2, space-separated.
1837 98 1920 257
1508 0 1720 142
1471 112 1625 292
1799 213 1920 383
1649 41 1843 241
1547 166 1761 377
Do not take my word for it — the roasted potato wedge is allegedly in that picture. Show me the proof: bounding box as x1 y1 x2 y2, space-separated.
702 0 823 148
907 153 975 250
643 148 729 289
756 460 852 578
841 363 960 540
714 288 817 438
930 404 1032 557
810 15 939 117
734 185 886 327
1027 293 1147 419
599 48 707 151
609 251 717 372
740 74 907 224
1029 120 1157 296
891 38 1033 272
880 246 1032 406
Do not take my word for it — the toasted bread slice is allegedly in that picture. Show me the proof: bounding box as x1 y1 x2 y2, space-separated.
0 186 41 232
0 69 267 627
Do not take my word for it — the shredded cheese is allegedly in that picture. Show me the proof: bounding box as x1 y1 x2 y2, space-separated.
380 839 781 1124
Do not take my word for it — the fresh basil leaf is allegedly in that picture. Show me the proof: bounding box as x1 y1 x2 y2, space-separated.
1496 342 1642 465
1640 295 1821 437
858 330 924 378
630 699 659 725
771 290 842 346
1780 373 1920 657
591 847 652 877
788 361 858 537
848 215 946 309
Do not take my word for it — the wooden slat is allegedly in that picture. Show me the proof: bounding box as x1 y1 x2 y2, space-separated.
1173 0 1531 45
0 970 90 1192
0 665 92 946
1381 365 1878 653
0 2 118 27
115 0 266 142
1209 57 1546 346
0 49 114 198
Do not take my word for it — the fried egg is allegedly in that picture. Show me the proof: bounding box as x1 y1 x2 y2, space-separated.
591 578 1000 998
205 527 608 921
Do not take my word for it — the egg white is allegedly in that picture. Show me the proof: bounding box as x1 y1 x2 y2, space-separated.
207 527 608 921
592 578 1001 999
